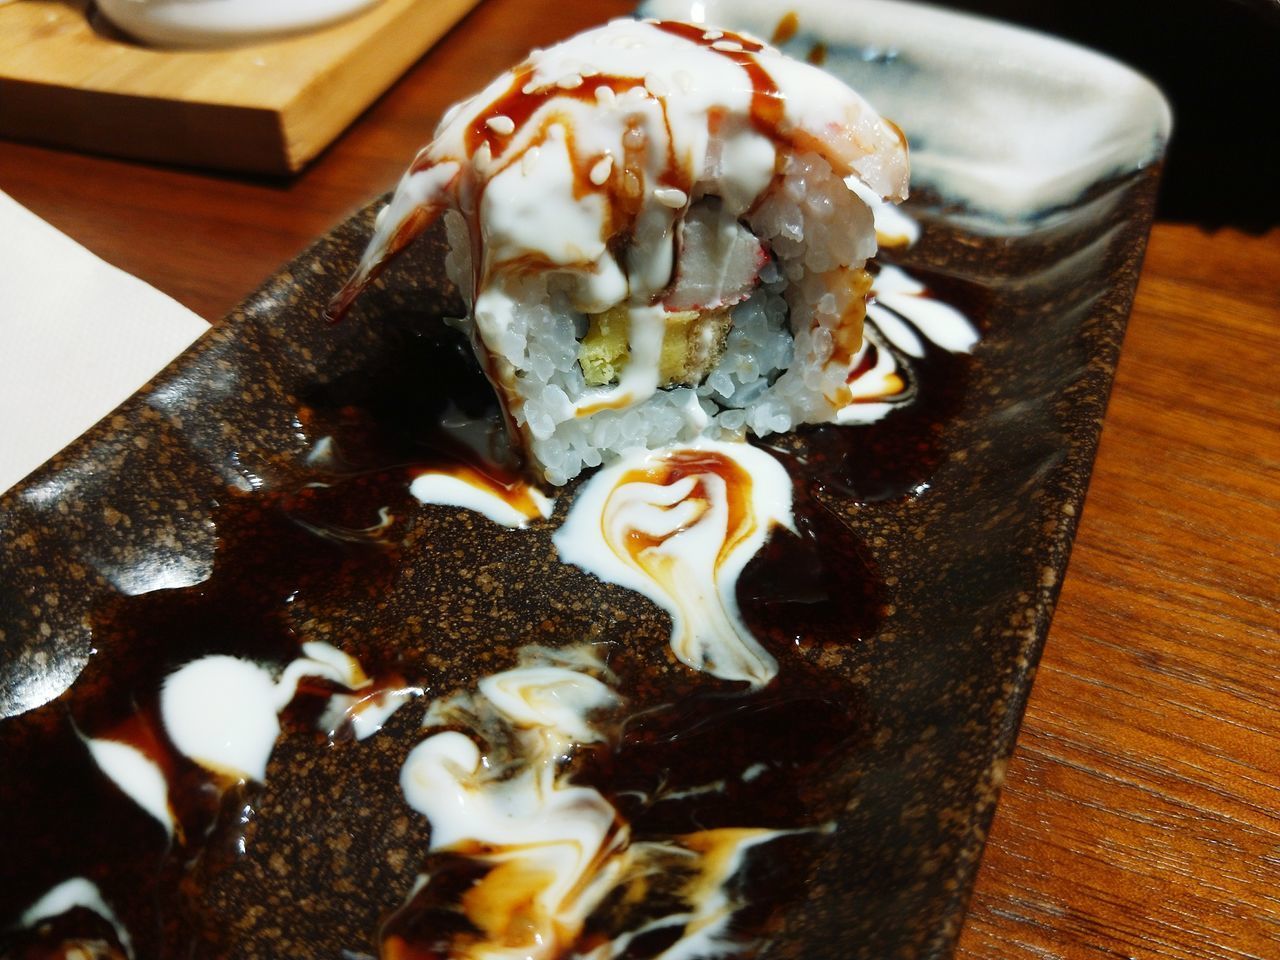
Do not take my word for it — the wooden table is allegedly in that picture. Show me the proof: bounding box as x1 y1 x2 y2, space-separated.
1 0 1276 956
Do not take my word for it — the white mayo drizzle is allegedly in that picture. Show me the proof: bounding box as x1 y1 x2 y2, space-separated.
836 275 979 424
847 173 920 249
409 470 554 528
160 656 278 781
553 439 793 688
19 876 135 958
401 650 627 958
352 18 907 290
871 265 979 354
585 829 787 960
319 684 423 741
646 0 1172 227
396 645 792 959
158 641 381 781
84 736 175 835
833 326 909 426
339 18 909 454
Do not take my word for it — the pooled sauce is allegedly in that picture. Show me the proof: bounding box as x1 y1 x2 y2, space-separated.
0 464 419 957
410 464 553 528
616 450 754 564
382 646 870 960
0 304 919 958
0 281 983 957
0 324 500 958
554 440 794 689
811 263 982 502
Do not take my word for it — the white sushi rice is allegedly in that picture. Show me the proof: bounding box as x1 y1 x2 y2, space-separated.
444 152 877 485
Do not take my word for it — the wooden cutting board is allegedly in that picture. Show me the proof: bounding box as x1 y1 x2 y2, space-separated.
0 0 482 174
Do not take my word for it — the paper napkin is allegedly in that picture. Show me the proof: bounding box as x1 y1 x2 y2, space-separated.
0 190 210 494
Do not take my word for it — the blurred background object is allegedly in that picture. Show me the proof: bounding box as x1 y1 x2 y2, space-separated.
932 0 1280 229
95 0 388 48
0 0 481 174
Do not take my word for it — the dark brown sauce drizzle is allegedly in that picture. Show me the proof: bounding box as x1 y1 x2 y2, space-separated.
764 268 979 504
0 300 974 957
378 20 792 331
461 69 629 160
650 21 785 140
0 471 413 958
616 450 753 569
455 21 784 164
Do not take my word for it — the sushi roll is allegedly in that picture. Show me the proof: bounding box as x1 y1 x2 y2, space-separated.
334 17 909 485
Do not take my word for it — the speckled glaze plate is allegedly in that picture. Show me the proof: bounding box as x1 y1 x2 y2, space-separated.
0 4 1168 959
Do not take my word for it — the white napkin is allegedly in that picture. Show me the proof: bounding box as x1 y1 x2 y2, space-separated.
0 190 210 494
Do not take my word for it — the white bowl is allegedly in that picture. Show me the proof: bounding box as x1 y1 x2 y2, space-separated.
96 0 387 48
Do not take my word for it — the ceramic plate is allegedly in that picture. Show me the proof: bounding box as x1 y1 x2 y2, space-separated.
0 3 1168 958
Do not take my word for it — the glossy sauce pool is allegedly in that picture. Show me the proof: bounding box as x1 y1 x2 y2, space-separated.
0 272 976 957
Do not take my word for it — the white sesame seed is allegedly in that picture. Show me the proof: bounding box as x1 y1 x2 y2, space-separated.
653 186 688 208
485 115 515 135
703 29 723 40
594 85 617 107
589 155 614 186
580 64 600 77
521 146 541 174
712 40 744 53
521 81 539 95
474 142 492 172
557 73 584 89
644 73 670 98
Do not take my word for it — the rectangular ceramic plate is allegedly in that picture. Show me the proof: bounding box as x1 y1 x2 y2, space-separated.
0 3 1168 958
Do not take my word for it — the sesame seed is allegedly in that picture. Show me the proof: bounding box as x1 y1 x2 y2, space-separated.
712 40 744 53
644 73 669 98
653 186 688 208
521 146 541 174
485 115 515 135
521 81 539 95
474 142 493 171
703 29 723 40
557 73 584 89
589 155 614 185
594 85 617 107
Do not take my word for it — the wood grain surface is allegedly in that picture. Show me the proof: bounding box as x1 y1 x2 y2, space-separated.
0 0 481 173
1 0 1277 956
